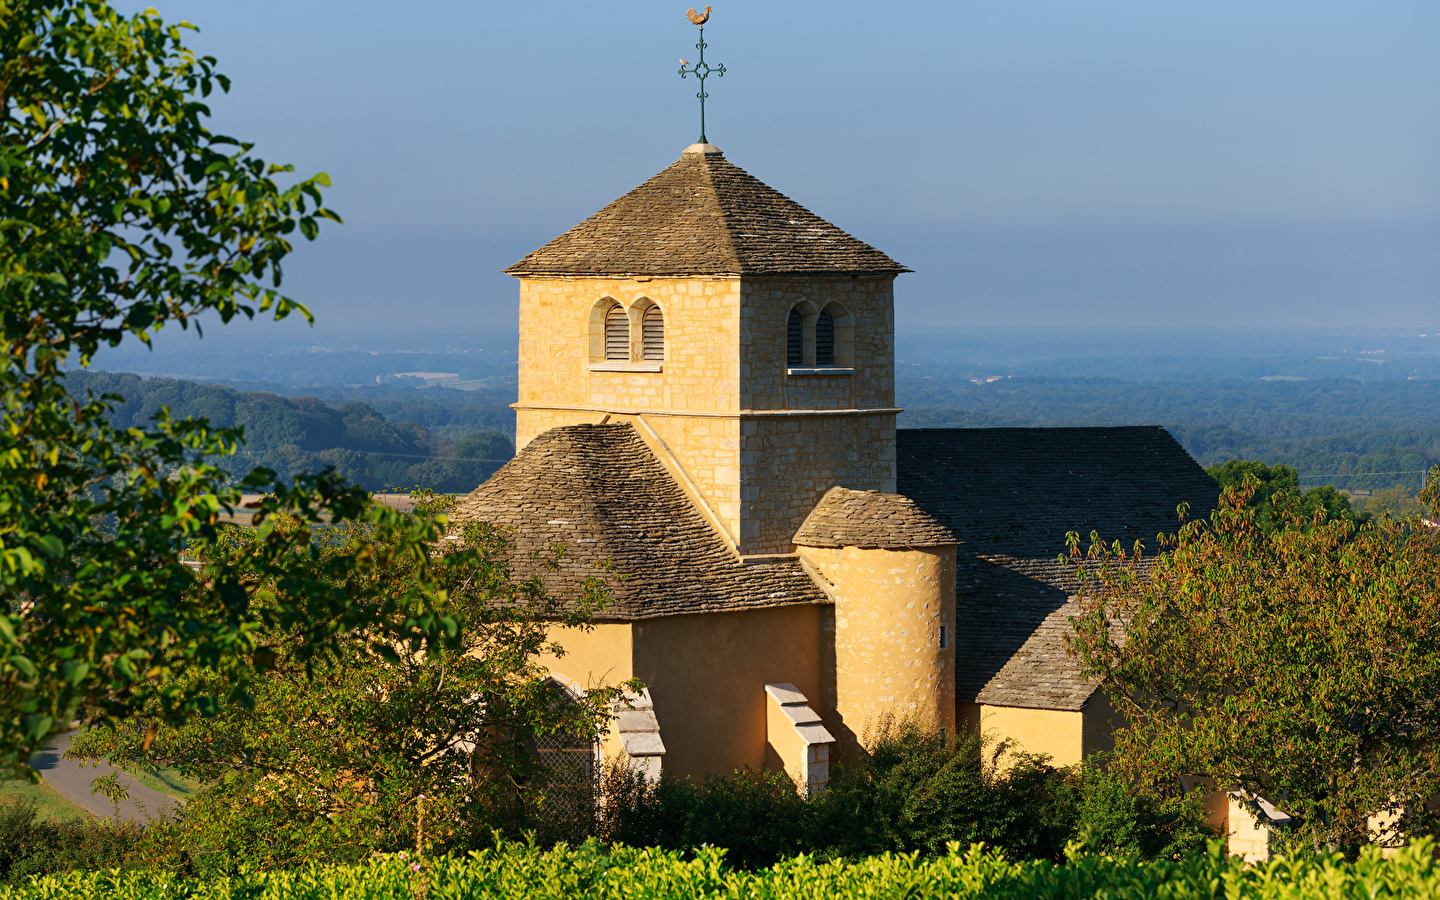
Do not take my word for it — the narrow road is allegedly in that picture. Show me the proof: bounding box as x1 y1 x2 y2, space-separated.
33 731 182 822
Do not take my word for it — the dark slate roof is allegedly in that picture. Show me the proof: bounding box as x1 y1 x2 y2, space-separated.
896 426 1217 711
506 147 909 277
793 487 955 550
447 423 827 620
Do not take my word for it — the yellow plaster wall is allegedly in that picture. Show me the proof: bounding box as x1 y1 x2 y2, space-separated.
629 604 827 779
536 623 635 762
970 704 1086 768
1080 691 1118 758
800 545 955 745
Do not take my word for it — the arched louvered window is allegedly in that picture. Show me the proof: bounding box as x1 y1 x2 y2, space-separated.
815 310 835 365
786 309 803 366
604 305 629 361
641 306 665 361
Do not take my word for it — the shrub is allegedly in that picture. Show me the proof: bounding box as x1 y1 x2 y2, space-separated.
0 799 142 883
1072 758 1215 860
2 836 1439 900
814 720 1075 860
597 718 1212 869
599 766 811 869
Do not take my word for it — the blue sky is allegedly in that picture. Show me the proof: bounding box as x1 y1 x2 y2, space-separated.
143 1 1438 337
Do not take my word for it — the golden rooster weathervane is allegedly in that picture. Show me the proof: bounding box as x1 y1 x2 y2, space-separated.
677 6 725 145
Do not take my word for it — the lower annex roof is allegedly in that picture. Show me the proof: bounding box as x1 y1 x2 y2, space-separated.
446 423 827 621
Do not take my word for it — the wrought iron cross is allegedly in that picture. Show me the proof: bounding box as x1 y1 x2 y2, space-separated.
677 7 725 145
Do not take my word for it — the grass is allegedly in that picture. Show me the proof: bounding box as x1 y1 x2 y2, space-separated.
121 764 203 802
0 777 90 823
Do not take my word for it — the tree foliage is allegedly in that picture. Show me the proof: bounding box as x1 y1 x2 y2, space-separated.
71 492 636 872
1067 468 1440 850
0 0 458 768
1205 459 1361 533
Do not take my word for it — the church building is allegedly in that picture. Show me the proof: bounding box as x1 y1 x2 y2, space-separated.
449 141 1216 791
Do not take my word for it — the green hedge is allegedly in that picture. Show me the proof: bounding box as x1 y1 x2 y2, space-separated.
2 837 1437 899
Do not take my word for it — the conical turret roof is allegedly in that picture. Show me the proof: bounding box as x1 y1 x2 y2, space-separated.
506 145 909 277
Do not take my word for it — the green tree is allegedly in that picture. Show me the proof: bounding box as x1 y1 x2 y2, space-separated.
1067 469 1440 851
72 494 636 871
0 1 455 768
1352 486 1426 520
1206 459 1361 533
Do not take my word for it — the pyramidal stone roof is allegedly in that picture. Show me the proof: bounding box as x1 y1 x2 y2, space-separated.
506 145 909 277
793 487 955 550
446 423 827 620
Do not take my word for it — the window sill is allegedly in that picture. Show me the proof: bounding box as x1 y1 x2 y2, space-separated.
589 362 663 373
787 366 854 376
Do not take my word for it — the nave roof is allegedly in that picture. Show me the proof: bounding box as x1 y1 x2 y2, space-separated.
897 426 1217 711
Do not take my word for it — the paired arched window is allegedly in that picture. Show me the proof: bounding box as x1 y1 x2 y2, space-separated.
786 303 850 369
597 300 664 364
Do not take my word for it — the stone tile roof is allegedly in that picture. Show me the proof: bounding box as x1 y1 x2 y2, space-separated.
896 426 1217 711
792 487 955 550
505 147 909 277
447 423 827 621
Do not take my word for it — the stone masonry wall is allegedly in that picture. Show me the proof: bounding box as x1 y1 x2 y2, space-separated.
515 275 743 428
740 414 897 554
738 276 896 412
513 274 900 557
514 276 745 540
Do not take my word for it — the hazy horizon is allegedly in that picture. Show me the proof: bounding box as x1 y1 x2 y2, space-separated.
121 1 1437 335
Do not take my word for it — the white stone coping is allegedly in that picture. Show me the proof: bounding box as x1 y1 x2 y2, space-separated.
588 362 664 373
1229 791 1295 827
613 688 666 758
786 366 854 376
764 683 835 743
765 683 809 706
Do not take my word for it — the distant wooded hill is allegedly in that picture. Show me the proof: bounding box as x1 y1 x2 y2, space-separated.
71 368 1440 497
897 376 1440 494
64 371 514 493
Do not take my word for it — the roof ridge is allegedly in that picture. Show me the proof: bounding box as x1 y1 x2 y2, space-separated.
698 154 744 273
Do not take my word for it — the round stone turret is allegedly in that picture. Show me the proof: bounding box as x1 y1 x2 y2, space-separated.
793 487 957 744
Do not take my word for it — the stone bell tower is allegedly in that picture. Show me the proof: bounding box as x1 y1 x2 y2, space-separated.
506 143 909 557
